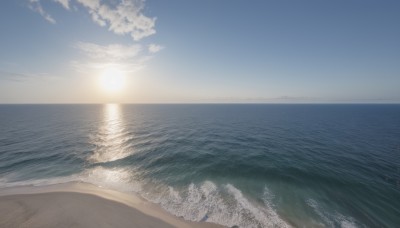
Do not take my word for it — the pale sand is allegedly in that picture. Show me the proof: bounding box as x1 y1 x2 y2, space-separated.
0 182 224 228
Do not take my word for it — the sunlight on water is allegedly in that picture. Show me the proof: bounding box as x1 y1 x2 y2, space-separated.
104 103 122 136
82 166 141 192
89 104 133 163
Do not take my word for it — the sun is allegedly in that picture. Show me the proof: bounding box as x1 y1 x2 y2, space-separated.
100 67 126 93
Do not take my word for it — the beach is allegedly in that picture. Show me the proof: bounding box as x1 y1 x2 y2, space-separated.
0 182 223 228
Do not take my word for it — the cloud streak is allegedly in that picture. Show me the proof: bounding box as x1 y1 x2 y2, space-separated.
0 70 53 82
73 41 152 73
75 42 142 60
28 0 56 24
55 0 70 9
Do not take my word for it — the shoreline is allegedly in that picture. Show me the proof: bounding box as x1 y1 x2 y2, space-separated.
0 182 224 228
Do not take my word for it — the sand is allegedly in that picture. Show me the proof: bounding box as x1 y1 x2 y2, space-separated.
0 182 224 228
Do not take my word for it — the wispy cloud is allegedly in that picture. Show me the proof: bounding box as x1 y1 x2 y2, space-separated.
148 44 164 53
75 42 142 60
28 0 56 24
29 0 156 41
0 70 54 82
0 71 28 81
73 41 151 73
55 0 70 10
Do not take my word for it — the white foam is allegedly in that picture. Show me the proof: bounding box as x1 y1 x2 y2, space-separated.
262 186 276 209
147 181 221 222
142 181 291 228
0 174 81 188
225 184 290 228
307 198 360 228
335 213 358 228
0 167 141 193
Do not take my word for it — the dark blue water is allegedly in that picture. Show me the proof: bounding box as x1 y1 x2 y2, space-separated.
1 104 399 227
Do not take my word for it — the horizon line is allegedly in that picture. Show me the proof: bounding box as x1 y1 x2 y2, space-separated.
0 102 399 105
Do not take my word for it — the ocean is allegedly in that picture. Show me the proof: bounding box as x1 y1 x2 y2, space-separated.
0 104 399 227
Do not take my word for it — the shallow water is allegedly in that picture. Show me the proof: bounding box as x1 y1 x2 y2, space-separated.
1 104 399 227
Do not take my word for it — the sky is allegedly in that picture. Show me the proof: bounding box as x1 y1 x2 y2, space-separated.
0 0 399 103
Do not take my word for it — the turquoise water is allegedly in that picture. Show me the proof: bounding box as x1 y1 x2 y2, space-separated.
0 104 399 227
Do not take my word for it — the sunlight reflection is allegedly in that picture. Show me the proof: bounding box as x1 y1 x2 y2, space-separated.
89 104 132 163
104 103 122 137
83 166 141 192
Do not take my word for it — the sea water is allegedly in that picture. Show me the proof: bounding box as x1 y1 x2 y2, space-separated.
0 104 399 227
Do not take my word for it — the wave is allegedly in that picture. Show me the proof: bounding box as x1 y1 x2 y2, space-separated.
307 199 359 228
0 167 291 228
141 181 290 228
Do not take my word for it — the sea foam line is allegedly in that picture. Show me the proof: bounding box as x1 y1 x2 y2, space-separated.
144 181 291 228
1 168 291 228
307 198 359 228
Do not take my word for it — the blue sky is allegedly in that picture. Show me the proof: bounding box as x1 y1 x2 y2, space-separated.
0 0 399 103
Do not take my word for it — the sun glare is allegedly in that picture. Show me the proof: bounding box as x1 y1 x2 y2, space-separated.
100 67 126 93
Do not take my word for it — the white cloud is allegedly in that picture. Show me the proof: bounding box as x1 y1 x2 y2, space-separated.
54 0 70 9
76 0 99 9
91 10 106 27
76 0 156 41
27 1 163 75
148 44 164 53
28 0 56 24
28 0 156 41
